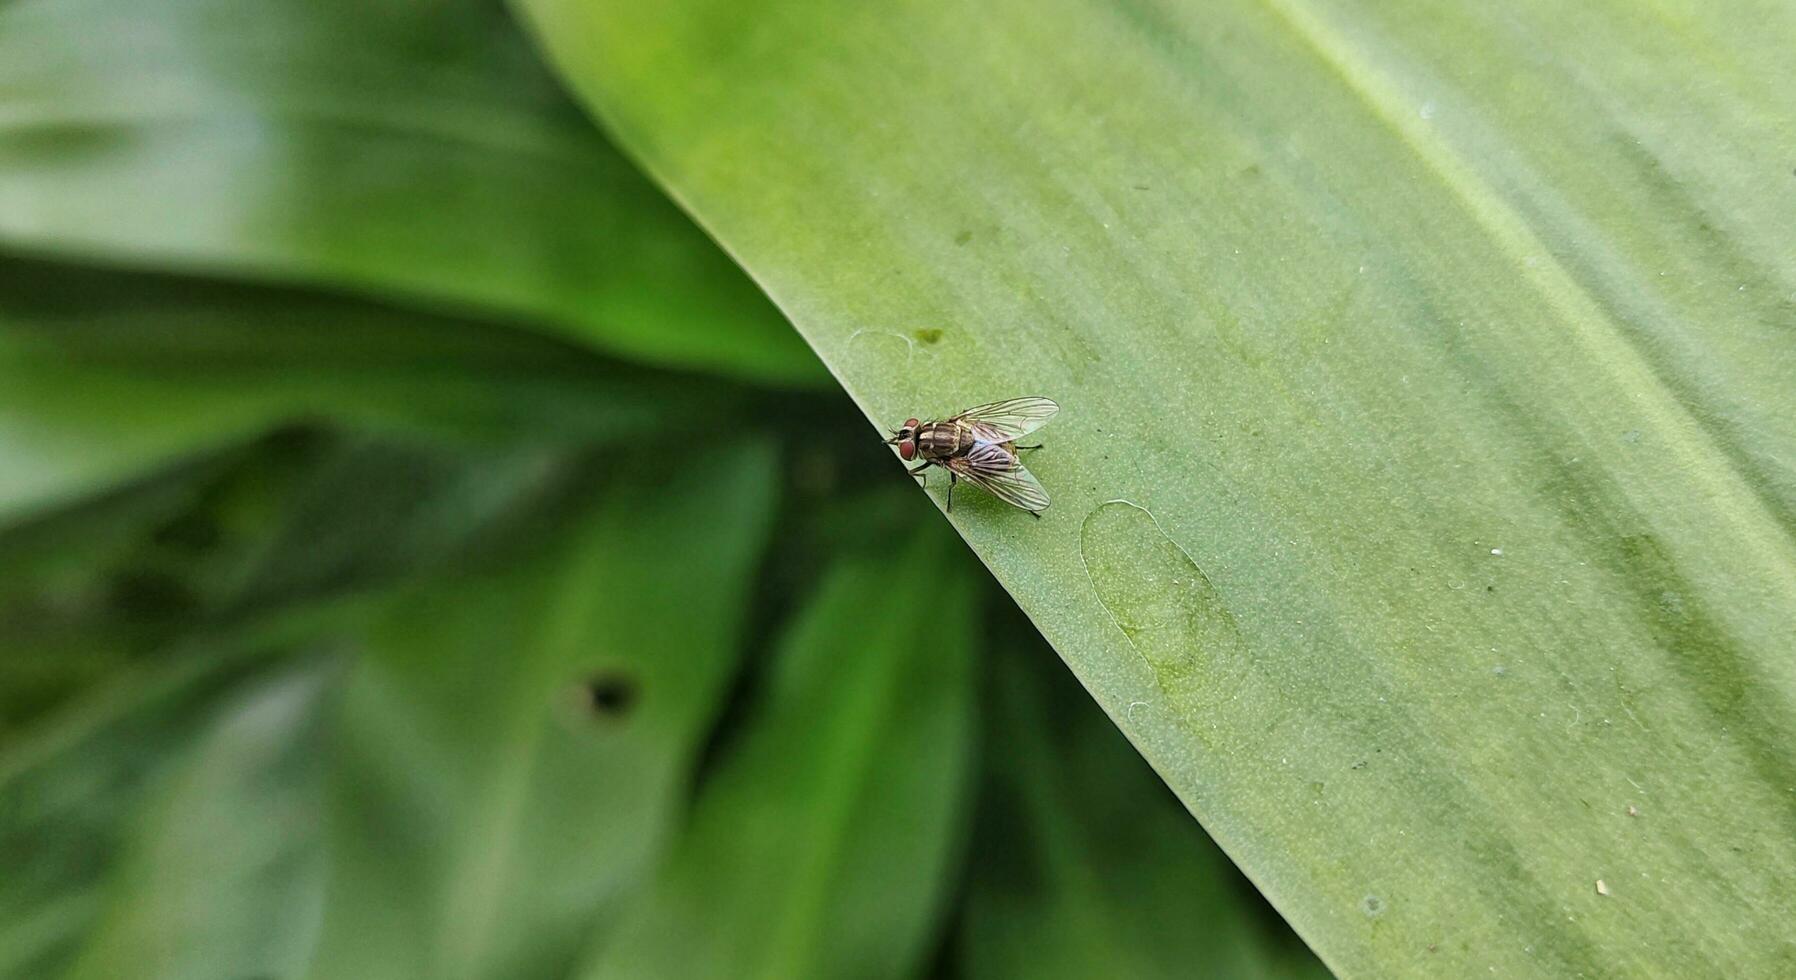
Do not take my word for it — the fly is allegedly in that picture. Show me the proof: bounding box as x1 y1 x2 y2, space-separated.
884 396 1058 517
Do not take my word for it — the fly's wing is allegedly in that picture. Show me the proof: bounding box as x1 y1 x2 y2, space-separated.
946 442 1050 512
951 396 1059 442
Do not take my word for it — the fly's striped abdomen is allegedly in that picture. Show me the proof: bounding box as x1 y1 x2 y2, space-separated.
916 421 972 460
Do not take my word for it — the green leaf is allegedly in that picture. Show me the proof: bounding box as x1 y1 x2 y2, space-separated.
582 527 976 980
2 441 765 980
55 661 333 980
217 437 592 614
306 441 779 980
0 260 748 523
0 430 595 737
0 617 344 980
0 458 233 734
0 0 819 384
517 2 1796 974
963 632 1326 980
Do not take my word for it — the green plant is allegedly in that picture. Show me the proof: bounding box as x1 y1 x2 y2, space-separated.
1 0 1319 978
6 0 1793 976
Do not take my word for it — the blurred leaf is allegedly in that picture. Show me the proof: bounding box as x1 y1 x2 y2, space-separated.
0 260 747 522
583 527 976 980
520 0 1796 974
0 0 820 384
0 456 234 734
219 438 587 614
0 432 590 736
963 634 1325 980
0 615 347 980
306 441 779 980
1 440 761 980
0 453 228 605
56 660 334 980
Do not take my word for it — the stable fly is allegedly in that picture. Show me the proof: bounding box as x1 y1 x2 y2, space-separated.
885 396 1058 517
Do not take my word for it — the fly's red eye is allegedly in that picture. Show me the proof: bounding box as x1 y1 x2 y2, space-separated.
904 418 920 429
898 440 916 461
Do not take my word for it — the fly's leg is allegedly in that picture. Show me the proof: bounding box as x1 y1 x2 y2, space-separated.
1029 510 1042 520
908 462 930 485
1015 444 1043 453
947 472 957 513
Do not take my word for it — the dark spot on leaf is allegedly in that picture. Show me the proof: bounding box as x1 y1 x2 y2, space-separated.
584 673 639 719
1240 163 1262 178
913 327 943 345
1132 183 1150 191
953 230 972 246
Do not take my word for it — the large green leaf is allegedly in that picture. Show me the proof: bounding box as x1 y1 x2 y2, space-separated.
1 437 726 980
0 0 819 383
54 661 333 980
582 527 976 980
0 260 745 522
516 1 1796 975
0 616 346 980
306 442 778 980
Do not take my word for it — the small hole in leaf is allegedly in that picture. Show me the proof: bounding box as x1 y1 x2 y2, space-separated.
584 673 639 719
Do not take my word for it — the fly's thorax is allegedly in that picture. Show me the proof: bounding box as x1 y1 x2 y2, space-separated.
917 421 972 459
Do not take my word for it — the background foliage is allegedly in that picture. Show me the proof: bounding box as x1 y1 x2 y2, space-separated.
0 1 1323 978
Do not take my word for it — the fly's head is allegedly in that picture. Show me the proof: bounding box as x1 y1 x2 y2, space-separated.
886 417 921 461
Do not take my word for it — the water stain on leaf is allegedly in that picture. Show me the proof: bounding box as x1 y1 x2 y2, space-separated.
844 328 927 365
1080 500 1247 735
